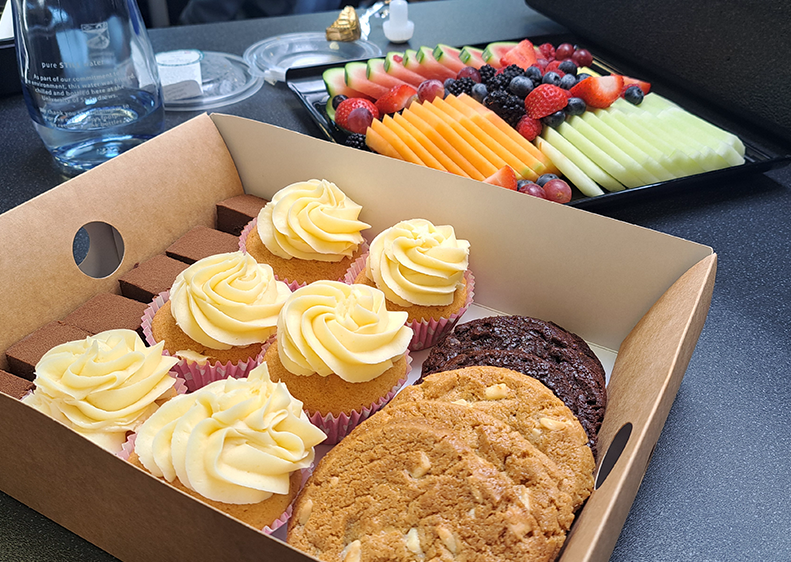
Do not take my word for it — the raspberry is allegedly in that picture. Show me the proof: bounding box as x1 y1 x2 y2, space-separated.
538 43 556 61
515 115 543 141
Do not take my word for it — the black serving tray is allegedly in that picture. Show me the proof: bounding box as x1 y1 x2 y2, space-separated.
285 42 790 211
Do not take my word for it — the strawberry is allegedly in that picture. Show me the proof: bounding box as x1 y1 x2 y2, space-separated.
335 98 379 131
569 75 624 109
524 84 568 119
483 165 518 190
515 115 543 141
621 75 651 95
375 84 418 115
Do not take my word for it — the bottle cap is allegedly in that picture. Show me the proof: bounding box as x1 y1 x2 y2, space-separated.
383 0 414 43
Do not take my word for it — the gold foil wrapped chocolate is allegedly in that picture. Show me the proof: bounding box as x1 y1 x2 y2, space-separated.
326 6 361 42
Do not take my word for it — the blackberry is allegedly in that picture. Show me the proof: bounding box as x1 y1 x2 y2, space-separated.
446 76 475 96
344 133 369 151
484 90 525 126
487 64 525 92
478 64 497 86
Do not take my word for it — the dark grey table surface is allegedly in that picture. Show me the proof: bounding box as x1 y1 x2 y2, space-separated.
1 1 790 561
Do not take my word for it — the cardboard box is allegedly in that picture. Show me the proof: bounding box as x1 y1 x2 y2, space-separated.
0 114 716 562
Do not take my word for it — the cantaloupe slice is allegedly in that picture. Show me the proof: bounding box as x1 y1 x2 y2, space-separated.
365 126 404 160
407 103 498 177
431 96 536 180
392 113 470 178
369 118 425 166
420 101 507 173
455 94 557 174
381 114 446 172
400 109 484 180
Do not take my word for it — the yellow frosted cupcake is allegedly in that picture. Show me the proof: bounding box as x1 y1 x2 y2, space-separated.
143 251 291 390
263 280 413 442
349 218 474 350
22 329 181 453
130 362 326 532
240 179 370 287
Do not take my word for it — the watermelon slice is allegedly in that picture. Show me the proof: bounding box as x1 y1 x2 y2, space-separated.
481 41 517 69
367 58 411 90
459 46 486 69
499 39 538 70
414 46 457 80
383 52 426 87
432 44 467 74
323 67 372 101
344 62 389 99
402 49 433 79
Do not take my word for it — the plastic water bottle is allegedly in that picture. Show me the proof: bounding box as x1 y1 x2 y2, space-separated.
11 0 164 174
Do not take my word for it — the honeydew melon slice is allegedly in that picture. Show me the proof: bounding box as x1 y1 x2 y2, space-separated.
422 100 508 172
542 126 624 192
408 102 498 177
659 109 743 167
383 52 426 87
401 108 484 180
365 126 404 160
415 46 457 80
459 46 486 69
392 112 470 177
455 94 556 173
444 94 542 179
367 58 411 90
556 121 643 188
381 114 447 172
345 62 389 99
432 96 535 180
580 111 675 182
369 117 425 166
535 136 605 197
566 115 661 186
432 44 467 74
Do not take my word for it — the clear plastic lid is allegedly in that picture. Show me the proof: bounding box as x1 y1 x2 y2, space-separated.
156 50 264 111
243 32 382 83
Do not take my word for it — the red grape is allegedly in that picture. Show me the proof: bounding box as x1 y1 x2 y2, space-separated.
346 107 374 134
519 183 547 199
542 178 573 203
555 43 575 60
572 48 593 68
456 66 481 83
417 79 445 103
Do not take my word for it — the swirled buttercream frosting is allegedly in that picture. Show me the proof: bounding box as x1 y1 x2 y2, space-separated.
256 179 370 262
134 363 325 504
277 281 412 383
366 219 470 307
169 251 291 350
22 329 179 452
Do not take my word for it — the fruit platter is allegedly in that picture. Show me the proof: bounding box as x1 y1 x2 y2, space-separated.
286 37 790 209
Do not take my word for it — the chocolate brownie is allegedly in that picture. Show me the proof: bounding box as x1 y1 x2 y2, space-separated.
62 293 148 339
0 369 35 399
118 254 188 303
165 226 240 264
421 315 607 454
215 194 268 236
5 321 92 380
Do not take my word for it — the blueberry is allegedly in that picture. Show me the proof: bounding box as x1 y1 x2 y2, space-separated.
559 73 578 90
516 179 537 192
331 94 348 110
558 60 578 76
537 173 559 187
623 84 644 105
471 82 488 103
444 78 456 91
540 110 566 128
541 71 562 87
576 72 592 82
566 97 587 116
508 76 534 98
525 66 543 83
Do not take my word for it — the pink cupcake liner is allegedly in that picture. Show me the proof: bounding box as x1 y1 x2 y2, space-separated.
141 291 270 392
305 351 412 445
239 217 369 289
344 256 476 351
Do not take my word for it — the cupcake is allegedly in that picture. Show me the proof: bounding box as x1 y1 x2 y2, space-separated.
348 218 474 350
144 251 291 389
263 280 413 442
21 329 181 453
240 179 370 288
129 362 326 532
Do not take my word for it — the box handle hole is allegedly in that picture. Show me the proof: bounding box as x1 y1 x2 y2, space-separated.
72 222 125 279
595 422 632 489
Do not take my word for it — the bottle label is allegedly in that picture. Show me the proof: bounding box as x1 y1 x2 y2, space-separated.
81 22 111 50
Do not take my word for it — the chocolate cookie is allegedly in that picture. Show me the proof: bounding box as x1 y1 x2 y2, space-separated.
391 366 594 511
421 315 607 452
288 419 565 562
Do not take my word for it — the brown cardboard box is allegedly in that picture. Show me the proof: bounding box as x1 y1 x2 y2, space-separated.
0 113 716 562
